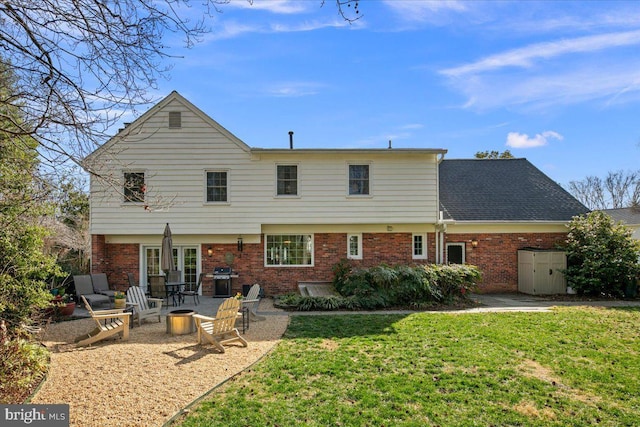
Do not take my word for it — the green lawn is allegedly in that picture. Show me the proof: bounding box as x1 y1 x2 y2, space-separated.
176 307 640 426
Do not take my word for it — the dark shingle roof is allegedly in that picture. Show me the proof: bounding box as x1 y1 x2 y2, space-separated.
601 207 640 225
439 158 589 221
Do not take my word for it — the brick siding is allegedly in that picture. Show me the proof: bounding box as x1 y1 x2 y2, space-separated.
91 231 568 295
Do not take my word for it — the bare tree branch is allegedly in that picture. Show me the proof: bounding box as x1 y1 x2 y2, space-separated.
568 171 640 210
1 0 363 202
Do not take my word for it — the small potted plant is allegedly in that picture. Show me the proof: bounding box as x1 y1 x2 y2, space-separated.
50 293 76 317
114 291 126 309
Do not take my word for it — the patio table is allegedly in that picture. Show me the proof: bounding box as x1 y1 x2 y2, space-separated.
165 282 184 307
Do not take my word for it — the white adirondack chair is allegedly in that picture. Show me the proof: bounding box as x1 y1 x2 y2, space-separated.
192 298 248 353
75 296 131 346
126 285 163 327
242 284 265 321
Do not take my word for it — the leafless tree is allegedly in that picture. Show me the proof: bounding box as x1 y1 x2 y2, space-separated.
0 0 361 181
568 171 640 210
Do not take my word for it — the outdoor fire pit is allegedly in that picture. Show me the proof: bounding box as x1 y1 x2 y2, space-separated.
166 309 196 335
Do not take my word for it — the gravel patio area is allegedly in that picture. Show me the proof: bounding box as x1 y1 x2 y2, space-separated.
31 299 289 427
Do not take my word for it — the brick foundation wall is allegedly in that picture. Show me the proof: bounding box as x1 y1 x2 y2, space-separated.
90 235 139 292
91 231 568 295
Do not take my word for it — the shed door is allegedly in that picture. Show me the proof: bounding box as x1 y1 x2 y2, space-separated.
533 252 567 294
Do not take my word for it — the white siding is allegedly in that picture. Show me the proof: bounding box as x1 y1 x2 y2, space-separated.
90 96 441 236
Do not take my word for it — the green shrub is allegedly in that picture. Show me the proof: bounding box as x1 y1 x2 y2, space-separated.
564 211 640 297
284 262 482 311
0 323 49 403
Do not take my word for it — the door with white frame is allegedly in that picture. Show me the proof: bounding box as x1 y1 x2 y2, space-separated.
446 242 465 264
142 245 200 294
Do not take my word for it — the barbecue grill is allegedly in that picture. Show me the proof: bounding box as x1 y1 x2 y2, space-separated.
213 266 235 297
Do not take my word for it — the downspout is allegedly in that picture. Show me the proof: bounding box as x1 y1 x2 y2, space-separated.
435 153 446 264
436 211 447 264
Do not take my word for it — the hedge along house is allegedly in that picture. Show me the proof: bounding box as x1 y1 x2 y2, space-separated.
85 91 589 296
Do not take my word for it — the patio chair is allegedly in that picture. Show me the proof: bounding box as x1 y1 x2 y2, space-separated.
75 296 131 346
242 284 266 322
180 273 203 306
192 298 248 353
73 275 110 307
91 273 117 298
149 275 169 305
126 272 137 287
126 286 163 327
167 270 182 283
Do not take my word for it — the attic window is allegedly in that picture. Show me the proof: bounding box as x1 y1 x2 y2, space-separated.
169 111 181 128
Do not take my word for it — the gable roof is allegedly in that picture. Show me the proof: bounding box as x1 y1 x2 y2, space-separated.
601 207 640 226
84 91 250 163
439 158 590 222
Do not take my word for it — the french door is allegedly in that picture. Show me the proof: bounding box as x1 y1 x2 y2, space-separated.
142 246 199 293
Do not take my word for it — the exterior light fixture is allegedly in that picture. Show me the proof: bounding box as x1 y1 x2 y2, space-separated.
471 239 479 248
237 236 243 252
207 246 213 257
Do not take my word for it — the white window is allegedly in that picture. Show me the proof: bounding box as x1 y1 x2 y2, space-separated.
265 234 313 266
347 234 362 259
123 171 145 203
205 170 228 203
276 165 298 196
348 164 370 196
412 233 427 260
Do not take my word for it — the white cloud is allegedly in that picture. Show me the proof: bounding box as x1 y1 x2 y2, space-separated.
227 0 310 14
447 62 640 111
203 17 357 42
270 19 353 33
264 81 325 97
383 0 467 23
441 30 640 78
506 131 563 148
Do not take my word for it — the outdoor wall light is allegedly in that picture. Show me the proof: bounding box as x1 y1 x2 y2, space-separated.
237 236 243 252
207 246 213 257
471 239 479 248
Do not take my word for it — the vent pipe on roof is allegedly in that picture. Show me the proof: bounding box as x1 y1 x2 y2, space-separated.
288 131 294 149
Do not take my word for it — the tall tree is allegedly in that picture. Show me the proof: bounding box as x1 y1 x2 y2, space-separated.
0 62 61 336
568 170 640 210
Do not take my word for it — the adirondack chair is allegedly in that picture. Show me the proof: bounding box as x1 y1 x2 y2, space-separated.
75 296 131 346
126 286 163 327
242 284 266 322
192 298 248 353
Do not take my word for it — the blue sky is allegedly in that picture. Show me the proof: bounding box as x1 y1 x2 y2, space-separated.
137 0 640 187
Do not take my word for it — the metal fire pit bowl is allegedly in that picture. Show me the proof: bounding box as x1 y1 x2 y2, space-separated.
166 309 196 335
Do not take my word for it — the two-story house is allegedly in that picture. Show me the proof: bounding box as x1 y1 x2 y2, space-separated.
85 91 589 296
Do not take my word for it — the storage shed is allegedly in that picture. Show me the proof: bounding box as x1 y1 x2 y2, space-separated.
517 249 567 295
